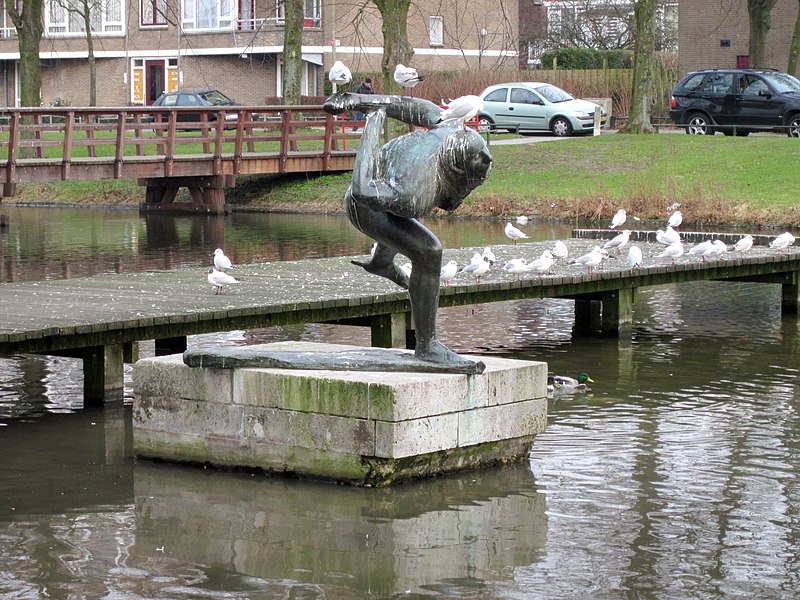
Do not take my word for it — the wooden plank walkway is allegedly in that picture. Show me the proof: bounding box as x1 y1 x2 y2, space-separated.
1 231 798 403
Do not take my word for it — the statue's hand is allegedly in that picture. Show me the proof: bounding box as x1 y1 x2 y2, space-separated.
323 92 359 115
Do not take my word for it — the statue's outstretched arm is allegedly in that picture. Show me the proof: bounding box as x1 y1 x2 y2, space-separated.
324 93 443 128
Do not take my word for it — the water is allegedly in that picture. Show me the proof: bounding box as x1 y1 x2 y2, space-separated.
1 206 798 598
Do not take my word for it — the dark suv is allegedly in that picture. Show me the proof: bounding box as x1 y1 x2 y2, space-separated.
669 68 800 137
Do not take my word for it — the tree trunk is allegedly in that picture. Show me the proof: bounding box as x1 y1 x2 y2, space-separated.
282 0 304 105
621 0 656 134
372 0 414 94
787 0 800 74
748 0 779 68
6 0 44 108
81 0 96 106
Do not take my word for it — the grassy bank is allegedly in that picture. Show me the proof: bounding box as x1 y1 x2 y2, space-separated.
6 132 800 228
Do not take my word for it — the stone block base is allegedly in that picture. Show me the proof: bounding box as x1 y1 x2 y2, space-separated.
132 342 548 486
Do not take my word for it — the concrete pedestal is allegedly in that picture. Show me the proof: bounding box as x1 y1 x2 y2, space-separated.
132 342 548 486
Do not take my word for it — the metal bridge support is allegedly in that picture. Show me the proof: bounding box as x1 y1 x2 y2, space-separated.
139 175 234 214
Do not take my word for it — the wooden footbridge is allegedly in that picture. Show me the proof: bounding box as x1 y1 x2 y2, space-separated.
1 231 797 404
0 104 357 213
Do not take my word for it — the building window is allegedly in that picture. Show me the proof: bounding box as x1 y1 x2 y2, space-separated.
141 0 168 27
276 0 321 27
429 15 443 46
46 0 124 35
182 0 235 31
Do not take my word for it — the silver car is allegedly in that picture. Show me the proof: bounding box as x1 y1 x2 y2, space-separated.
478 82 606 136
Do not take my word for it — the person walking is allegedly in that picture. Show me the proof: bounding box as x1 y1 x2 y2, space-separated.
352 77 373 130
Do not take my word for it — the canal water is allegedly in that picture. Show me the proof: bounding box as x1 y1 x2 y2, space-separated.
1 207 798 598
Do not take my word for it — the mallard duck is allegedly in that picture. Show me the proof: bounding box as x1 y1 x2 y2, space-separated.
547 373 594 393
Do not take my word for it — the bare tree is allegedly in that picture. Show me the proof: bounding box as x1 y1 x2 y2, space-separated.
621 0 656 134
371 0 414 94
53 0 103 106
748 0 779 68
282 0 304 105
5 0 44 108
789 0 800 74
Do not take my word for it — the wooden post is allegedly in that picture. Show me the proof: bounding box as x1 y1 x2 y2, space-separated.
81 344 125 405
782 273 799 314
600 288 636 337
573 298 601 334
371 312 411 349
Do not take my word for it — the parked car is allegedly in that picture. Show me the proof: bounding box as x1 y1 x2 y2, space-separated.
150 89 240 125
478 82 606 136
669 68 800 137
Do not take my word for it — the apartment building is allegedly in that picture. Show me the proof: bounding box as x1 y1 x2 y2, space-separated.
678 0 799 77
0 0 521 108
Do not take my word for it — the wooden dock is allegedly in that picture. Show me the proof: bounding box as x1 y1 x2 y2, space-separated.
1 232 798 404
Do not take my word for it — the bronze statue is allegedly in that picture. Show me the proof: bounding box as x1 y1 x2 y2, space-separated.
324 92 493 372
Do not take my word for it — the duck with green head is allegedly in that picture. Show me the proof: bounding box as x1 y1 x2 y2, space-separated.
547 373 594 393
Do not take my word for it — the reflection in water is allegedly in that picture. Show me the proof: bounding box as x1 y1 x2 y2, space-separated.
1 208 799 597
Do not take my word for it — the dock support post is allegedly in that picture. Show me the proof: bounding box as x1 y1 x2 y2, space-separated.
82 344 124 405
601 288 635 336
782 275 799 314
573 298 601 334
371 312 412 349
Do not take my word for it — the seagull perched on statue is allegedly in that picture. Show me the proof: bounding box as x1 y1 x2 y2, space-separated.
328 60 352 86
207 267 240 295
505 222 528 245
394 64 424 88
213 248 234 271
438 95 484 126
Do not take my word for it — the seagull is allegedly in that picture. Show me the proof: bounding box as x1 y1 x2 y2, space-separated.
733 234 754 252
527 250 554 276
667 210 683 229
213 248 234 271
515 215 529 225
394 64 424 88
460 255 491 283
657 241 684 265
482 246 496 264
688 239 714 261
603 229 631 255
769 231 796 252
710 239 728 258
502 257 528 280
440 259 458 286
439 95 484 125
551 240 568 260
656 226 681 246
399 262 413 278
570 246 609 273
207 267 240 295
609 209 626 229
628 245 642 269
666 202 681 212
505 222 528 245
328 60 352 86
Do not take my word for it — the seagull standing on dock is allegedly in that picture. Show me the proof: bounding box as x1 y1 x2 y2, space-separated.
328 60 352 86
394 64 424 88
460 255 491 283
438 95 484 126
213 248 235 271
688 239 714 261
570 246 609 273
440 259 458 286
505 222 528 245
628 245 642 270
482 247 496 264
502 258 529 280
551 240 569 260
603 229 631 255
656 226 681 246
609 209 626 229
734 234 754 252
207 267 240 295
657 241 684 265
527 250 555 276
769 231 796 252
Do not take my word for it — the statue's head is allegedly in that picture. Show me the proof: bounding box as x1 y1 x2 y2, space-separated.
439 129 493 187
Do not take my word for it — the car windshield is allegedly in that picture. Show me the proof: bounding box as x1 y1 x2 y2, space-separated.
762 72 800 94
534 84 574 103
199 90 234 105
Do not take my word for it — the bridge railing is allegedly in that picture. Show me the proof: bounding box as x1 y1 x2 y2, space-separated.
0 105 361 192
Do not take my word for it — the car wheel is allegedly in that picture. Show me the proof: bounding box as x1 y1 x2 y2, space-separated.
685 112 714 135
477 115 494 133
550 116 572 137
786 115 800 138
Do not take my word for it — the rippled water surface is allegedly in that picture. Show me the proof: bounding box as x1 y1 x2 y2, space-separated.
1 207 798 598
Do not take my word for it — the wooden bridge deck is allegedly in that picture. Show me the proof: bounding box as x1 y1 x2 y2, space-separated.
1 232 798 404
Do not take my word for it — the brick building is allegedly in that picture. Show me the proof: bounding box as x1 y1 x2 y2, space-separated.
0 0 522 108
678 0 800 78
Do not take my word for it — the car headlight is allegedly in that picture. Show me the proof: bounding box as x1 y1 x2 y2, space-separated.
574 111 591 120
